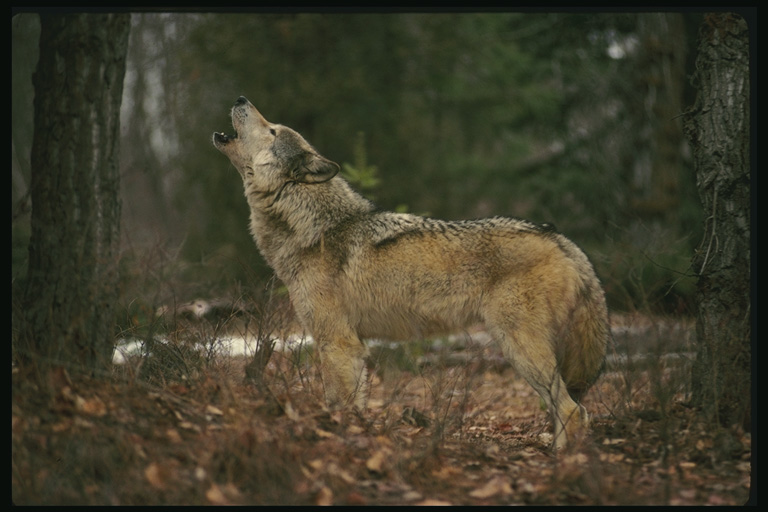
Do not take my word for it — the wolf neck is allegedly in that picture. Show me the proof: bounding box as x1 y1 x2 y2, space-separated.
247 177 372 269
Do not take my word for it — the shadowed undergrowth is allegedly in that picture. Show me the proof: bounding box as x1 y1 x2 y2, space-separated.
11 304 751 505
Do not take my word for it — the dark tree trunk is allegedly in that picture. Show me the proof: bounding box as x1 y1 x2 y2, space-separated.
22 13 131 375
683 13 751 430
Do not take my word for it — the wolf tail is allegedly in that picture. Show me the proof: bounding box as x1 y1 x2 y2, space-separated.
558 280 609 403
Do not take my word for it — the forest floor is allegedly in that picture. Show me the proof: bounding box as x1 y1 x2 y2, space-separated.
12 314 753 506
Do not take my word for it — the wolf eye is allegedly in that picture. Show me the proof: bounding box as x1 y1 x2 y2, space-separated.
269 128 276 136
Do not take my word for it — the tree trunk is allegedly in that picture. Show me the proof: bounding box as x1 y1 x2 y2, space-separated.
683 13 751 430
22 13 131 375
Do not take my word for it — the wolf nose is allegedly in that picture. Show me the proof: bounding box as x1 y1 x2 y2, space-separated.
235 96 249 106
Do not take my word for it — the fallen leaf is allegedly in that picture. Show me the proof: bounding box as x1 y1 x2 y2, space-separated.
562 453 589 465
206 484 228 505
327 462 356 484
145 462 174 490
366 449 390 473
76 396 107 416
431 465 462 480
284 401 300 421
416 499 452 506
402 490 423 501
538 432 553 445
346 424 364 435
205 483 241 505
315 486 333 506
205 404 224 416
73 417 95 429
179 421 201 432
368 398 385 409
345 491 367 505
314 428 335 439
165 428 182 443
599 452 625 463
469 476 512 498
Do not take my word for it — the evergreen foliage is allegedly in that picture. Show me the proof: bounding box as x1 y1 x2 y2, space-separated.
12 12 706 313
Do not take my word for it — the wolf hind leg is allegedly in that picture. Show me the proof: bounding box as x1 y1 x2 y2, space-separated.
537 367 589 450
316 333 369 410
488 321 587 451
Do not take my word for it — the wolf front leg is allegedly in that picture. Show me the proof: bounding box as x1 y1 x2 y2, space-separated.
316 331 369 410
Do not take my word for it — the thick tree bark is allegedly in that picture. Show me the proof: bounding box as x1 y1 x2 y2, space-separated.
22 13 131 375
683 13 751 429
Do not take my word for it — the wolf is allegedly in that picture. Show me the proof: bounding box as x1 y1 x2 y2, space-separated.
213 96 608 450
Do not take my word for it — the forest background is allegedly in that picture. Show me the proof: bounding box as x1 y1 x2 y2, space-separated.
12 11 705 317
12 10 755 506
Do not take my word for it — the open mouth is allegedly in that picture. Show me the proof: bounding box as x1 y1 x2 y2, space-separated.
213 131 236 145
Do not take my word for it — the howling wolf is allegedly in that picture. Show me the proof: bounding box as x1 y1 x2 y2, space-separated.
213 97 608 450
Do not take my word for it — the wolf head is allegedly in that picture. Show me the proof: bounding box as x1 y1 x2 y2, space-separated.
213 97 339 196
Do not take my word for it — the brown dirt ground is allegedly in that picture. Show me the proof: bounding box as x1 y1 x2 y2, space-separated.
12 327 753 506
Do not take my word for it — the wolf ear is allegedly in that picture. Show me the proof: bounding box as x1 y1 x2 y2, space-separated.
294 153 340 184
